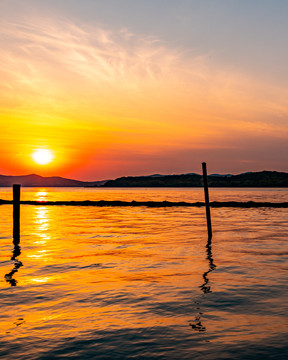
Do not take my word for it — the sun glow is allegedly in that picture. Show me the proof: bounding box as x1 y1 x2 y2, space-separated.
31 149 54 165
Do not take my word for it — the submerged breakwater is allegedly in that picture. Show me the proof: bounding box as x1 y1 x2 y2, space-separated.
1 199 288 207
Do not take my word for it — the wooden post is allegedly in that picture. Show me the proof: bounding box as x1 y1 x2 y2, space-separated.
13 184 21 240
202 163 212 238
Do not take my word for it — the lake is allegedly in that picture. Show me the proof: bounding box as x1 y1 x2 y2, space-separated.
0 188 287 359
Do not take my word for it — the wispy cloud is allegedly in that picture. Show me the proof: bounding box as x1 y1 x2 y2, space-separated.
1 15 288 129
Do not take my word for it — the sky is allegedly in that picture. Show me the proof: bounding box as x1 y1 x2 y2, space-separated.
1 0 288 180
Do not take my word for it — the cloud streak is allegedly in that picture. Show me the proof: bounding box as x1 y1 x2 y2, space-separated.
2 16 287 119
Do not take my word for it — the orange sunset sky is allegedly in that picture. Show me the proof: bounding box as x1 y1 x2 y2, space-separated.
1 0 288 180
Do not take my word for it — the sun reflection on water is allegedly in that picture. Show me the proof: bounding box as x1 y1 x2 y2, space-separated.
28 250 49 259
30 276 51 283
35 207 49 227
29 206 52 261
34 189 48 202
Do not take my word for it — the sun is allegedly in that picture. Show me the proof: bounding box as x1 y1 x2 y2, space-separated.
31 149 54 165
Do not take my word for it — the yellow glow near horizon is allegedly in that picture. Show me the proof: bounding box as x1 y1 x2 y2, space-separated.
31 149 54 165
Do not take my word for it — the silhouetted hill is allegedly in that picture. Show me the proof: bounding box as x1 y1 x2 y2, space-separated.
1 171 287 187
103 171 288 187
0 174 106 187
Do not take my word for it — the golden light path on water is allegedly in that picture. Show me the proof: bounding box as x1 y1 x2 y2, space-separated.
0 188 287 359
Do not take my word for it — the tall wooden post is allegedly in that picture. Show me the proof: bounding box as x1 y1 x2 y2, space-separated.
202 163 212 238
13 184 21 241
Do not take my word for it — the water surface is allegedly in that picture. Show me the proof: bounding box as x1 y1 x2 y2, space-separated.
0 188 287 359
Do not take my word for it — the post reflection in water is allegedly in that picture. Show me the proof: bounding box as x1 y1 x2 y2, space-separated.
190 235 217 332
5 226 23 287
5 190 51 286
200 235 217 294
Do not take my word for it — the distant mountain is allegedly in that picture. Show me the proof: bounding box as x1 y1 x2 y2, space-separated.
210 173 233 177
103 174 201 187
1 171 287 187
103 171 288 187
0 174 107 187
147 174 166 178
147 173 199 177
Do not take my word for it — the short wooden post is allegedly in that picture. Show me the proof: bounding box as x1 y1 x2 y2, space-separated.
202 163 212 238
13 184 21 240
